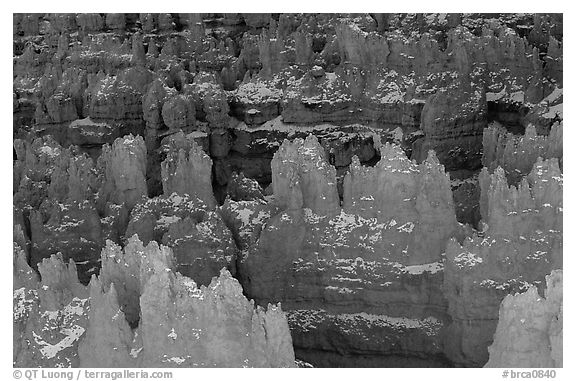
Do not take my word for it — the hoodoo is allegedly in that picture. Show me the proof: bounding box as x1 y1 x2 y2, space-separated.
13 13 562 368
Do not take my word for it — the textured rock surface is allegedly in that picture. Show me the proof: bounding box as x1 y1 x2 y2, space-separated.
271 135 340 217
13 250 89 368
413 79 486 171
14 236 295 368
161 139 216 209
485 270 562 368
96 134 147 211
13 13 563 368
30 201 104 284
343 143 458 264
239 139 463 366
483 121 562 184
443 158 562 367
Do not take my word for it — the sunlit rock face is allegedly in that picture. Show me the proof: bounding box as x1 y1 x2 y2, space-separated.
485 270 562 368
14 237 296 368
443 158 562 367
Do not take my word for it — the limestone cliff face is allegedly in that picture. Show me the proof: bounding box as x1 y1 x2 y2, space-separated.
14 14 558 156
96 134 147 211
14 236 296 368
160 139 216 209
271 134 340 217
485 270 562 368
443 158 562 367
239 204 452 366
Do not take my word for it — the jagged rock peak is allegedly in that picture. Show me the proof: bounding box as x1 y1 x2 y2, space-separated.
485 270 562 368
479 157 562 233
161 94 196 132
78 277 135 367
142 78 177 129
15 233 294 367
96 134 147 211
138 265 296 367
482 122 563 184
100 235 176 301
37 253 82 291
377 142 417 173
48 152 98 203
335 21 390 69
160 139 216 209
13 252 89 368
271 134 340 217
344 144 453 219
13 246 39 290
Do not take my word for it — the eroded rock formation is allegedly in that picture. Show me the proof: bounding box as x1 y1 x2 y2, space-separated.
161 139 216 208
483 122 562 184
443 158 562 366
485 270 562 368
14 237 296 368
13 13 563 368
271 135 340 216
238 138 464 366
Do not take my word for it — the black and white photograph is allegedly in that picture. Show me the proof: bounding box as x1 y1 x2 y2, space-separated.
6 3 570 378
